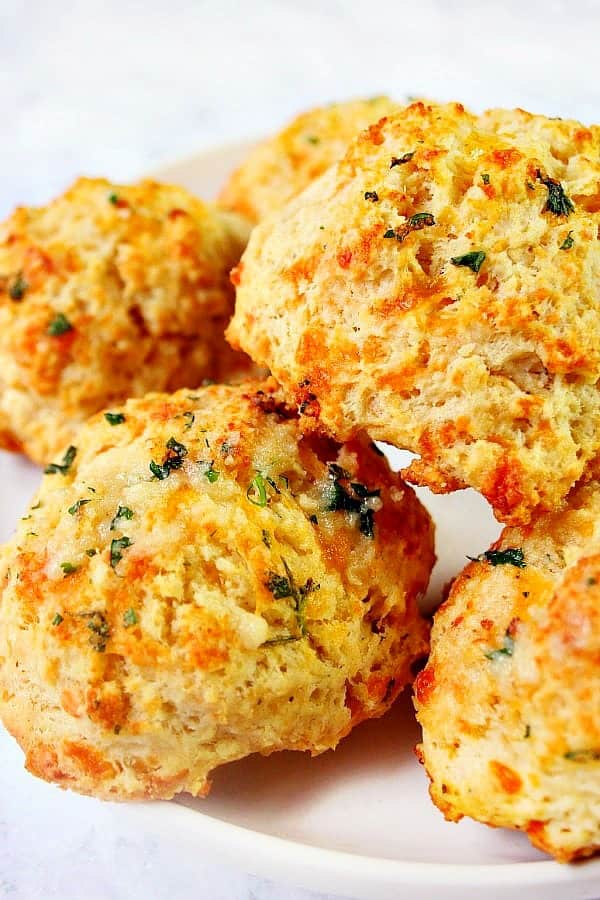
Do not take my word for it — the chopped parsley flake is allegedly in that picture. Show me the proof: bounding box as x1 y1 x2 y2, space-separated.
384 212 435 243
390 151 414 167
86 548 97 557
108 192 119 205
485 633 515 661
247 472 268 507
104 412 126 425
408 212 435 228
262 529 271 548
306 135 320 144
536 171 574 217
262 634 301 646
60 562 78 576
110 505 134 530
110 536 132 570
47 313 73 337
560 231 574 250
123 607 138 627
564 748 600 762
451 251 486 274
182 411 195 431
481 173 490 185
9 273 27 301
266 572 293 599
81 611 110 651
52 613 63 626
68 498 91 516
45 445 77 476
483 548 525 568
364 191 379 202
199 460 219 483
150 437 188 479
324 464 380 538
265 559 319 636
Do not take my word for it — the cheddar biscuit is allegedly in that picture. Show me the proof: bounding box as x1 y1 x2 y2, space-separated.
228 101 600 524
0 177 252 464
0 380 433 800
415 467 600 861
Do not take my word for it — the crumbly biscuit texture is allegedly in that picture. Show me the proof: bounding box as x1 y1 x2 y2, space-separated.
228 101 600 524
0 380 433 800
415 468 600 861
0 177 253 464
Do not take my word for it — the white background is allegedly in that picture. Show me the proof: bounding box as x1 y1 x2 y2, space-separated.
2 1 600 898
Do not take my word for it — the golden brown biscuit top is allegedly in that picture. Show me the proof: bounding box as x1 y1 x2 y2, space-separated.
1 380 432 670
229 101 600 523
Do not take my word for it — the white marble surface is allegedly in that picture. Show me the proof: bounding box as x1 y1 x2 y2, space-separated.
2 1 600 898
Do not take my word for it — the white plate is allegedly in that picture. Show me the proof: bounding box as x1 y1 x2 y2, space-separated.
2 142 599 900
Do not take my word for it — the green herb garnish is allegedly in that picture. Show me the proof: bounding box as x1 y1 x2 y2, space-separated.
364 191 379 202
110 536 132 570
481 173 490 185
68 498 91 516
261 529 271 548
266 571 294 599
60 562 78 576
45 445 77 476
262 634 301 646
182 411 195 431
306 135 320 144
560 231 574 250
149 437 188 479
485 633 515 661
408 212 435 228
265 559 319 636
110 505 134 530
483 548 525 568
247 472 268 507
104 412 125 425
86 548 97 557
123 607 138 628
564 748 600 762
390 152 414 167
9 273 27 301
451 251 486 273
47 313 73 336
108 192 119 205
537 171 574 217
52 613 63 626
80 611 110 651
384 212 435 243
324 464 380 538
199 460 219 483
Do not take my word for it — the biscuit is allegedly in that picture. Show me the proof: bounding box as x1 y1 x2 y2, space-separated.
0 380 433 800
0 177 253 464
415 466 600 861
228 101 600 524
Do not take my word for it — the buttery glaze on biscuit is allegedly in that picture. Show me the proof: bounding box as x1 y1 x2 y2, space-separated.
228 101 600 524
0 380 433 800
0 177 253 464
415 465 600 862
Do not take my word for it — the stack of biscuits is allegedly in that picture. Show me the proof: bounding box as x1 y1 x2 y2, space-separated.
0 97 598 863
